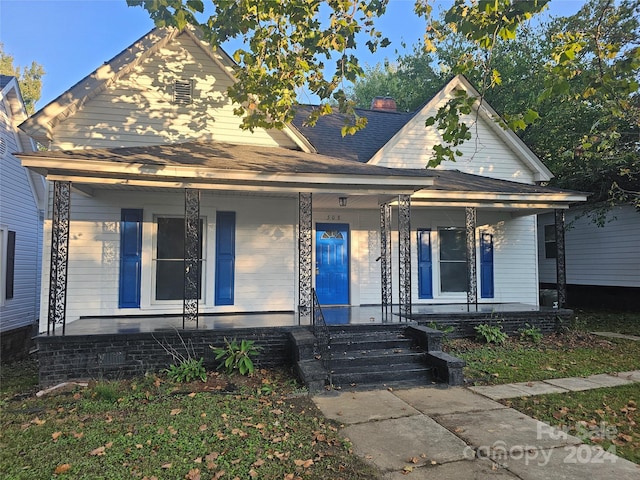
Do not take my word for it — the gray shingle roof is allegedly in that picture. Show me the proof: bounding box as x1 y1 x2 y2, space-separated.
0 75 16 89
18 140 583 196
291 105 414 163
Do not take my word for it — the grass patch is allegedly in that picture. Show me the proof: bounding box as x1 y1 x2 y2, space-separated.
0 360 381 480
447 332 640 385
503 384 640 464
572 309 640 336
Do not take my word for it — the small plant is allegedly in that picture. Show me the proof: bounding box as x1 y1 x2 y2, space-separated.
474 323 508 344
211 338 261 376
519 323 543 343
91 381 121 402
154 330 207 383
427 321 455 336
164 358 207 383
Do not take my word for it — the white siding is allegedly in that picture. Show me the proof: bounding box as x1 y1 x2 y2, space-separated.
51 32 297 151
0 88 41 333
39 190 297 330
409 209 539 305
538 206 640 287
369 90 536 183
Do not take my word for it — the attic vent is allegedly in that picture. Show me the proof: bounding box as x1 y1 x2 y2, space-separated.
173 79 193 105
0 137 6 157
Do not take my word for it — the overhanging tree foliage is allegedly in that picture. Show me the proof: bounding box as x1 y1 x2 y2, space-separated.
0 44 45 114
129 0 638 211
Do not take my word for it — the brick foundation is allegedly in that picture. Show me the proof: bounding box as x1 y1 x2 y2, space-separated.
36 327 299 387
412 309 573 338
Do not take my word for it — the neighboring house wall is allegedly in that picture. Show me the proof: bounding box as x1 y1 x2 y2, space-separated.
538 205 640 309
0 78 43 358
51 32 297 151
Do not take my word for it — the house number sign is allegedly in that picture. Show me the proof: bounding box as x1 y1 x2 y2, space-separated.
325 214 341 220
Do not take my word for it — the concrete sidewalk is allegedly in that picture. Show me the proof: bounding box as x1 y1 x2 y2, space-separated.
313 371 640 479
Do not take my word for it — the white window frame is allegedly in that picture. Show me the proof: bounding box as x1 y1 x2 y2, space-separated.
150 214 208 306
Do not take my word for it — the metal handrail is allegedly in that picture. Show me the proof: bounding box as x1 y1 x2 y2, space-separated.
311 289 332 387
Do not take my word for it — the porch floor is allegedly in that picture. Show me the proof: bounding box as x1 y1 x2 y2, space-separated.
47 303 544 336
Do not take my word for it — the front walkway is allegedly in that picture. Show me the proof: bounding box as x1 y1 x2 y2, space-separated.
313 371 640 479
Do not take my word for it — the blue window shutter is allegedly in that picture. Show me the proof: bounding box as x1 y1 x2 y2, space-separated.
417 229 433 299
215 211 235 305
480 232 494 298
119 209 143 308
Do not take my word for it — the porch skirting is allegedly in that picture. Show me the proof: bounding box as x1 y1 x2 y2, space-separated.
409 308 573 338
36 326 298 387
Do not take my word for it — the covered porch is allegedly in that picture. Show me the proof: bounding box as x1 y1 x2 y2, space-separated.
18 140 583 338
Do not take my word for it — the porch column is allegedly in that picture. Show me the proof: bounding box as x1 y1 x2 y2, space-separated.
298 193 312 324
48 180 71 335
554 209 567 308
183 188 200 327
398 194 411 319
465 206 478 306
380 203 392 321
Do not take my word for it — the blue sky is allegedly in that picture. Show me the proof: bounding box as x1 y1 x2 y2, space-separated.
1 0 585 110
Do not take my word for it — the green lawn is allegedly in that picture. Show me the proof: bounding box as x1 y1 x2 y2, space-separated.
447 331 640 386
572 309 640 336
504 384 640 464
1 364 380 480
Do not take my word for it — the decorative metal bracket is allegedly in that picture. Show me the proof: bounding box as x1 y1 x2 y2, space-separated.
398 194 411 319
380 203 392 321
555 209 567 308
48 181 71 335
298 193 312 324
183 188 200 327
465 207 477 306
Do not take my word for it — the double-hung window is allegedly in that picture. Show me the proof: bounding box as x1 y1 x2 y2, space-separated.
439 228 467 293
154 217 204 301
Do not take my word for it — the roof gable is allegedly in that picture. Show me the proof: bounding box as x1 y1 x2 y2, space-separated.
19 27 312 152
0 76 45 209
367 75 553 183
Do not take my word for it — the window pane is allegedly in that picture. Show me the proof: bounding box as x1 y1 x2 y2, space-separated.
157 218 185 259
544 224 556 242
156 260 185 300
441 263 467 292
440 229 466 261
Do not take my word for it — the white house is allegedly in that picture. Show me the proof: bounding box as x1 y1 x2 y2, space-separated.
0 75 45 359
17 26 586 337
538 205 640 310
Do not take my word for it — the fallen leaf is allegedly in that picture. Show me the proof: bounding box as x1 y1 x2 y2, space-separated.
161 463 172 469
408 456 419 464
249 469 258 478
170 409 182 416
294 459 314 468
52 431 63 442
89 446 106 456
54 463 71 474
252 459 265 467
185 468 201 480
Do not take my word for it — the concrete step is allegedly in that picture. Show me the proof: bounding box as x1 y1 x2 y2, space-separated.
331 364 435 388
330 348 425 369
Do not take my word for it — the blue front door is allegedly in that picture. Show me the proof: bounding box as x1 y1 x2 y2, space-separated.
315 223 349 305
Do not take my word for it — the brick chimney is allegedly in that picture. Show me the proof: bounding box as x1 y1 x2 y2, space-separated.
370 96 397 112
